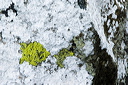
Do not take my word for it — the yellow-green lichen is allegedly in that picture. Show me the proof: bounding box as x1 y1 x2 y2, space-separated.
54 48 74 68
19 41 50 66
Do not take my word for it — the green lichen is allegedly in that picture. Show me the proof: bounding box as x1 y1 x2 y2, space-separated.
73 36 85 49
54 48 74 68
19 41 50 66
69 32 86 60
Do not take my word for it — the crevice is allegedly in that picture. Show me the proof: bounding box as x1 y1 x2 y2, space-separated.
77 0 87 10
85 27 117 85
0 2 18 17
92 28 117 85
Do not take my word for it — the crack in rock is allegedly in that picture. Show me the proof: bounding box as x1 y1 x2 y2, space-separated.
0 2 18 17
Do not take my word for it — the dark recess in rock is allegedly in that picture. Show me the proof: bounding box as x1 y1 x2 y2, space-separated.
24 0 28 5
78 0 87 10
0 2 18 17
92 48 117 85
0 32 2 40
1 10 8 17
0 32 3 43
125 76 128 85
69 40 76 52
88 27 117 85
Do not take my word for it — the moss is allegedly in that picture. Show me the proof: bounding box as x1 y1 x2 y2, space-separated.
54 48 74 68
19 41 50 66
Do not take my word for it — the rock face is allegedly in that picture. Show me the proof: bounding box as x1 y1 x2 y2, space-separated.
0 0 127 84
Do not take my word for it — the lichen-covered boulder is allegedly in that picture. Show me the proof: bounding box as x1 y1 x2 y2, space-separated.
19 41 50 66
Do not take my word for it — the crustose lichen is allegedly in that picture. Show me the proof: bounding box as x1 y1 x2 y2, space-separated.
54 48 74 68
19 41 50 66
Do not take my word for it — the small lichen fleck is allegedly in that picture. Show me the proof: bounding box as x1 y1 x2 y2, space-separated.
19 41 50 66
54 48 74 68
